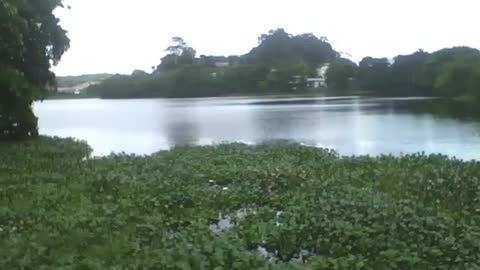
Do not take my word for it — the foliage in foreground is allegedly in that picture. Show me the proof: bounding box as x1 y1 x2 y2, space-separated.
0 0 69 139
1 138 480 269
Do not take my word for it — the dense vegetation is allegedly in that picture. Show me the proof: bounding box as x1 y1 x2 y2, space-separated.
357 47 480 97
0 0 69 139
87 29 336 98
88 30 480 100
2 138 480 269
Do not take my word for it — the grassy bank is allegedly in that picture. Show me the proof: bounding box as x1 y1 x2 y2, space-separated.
45 93 99 100
1 138 480 269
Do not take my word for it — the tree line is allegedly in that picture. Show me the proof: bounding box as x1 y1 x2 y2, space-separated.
353 47 480 97
87 29 337 98
89 31 480 99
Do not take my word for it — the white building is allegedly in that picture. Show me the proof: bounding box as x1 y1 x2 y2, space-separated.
214 62 230 68
307 64 330 89
57 81 100 94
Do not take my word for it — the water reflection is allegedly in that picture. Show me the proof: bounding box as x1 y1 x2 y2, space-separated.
163 112 199 146
34 96 480 159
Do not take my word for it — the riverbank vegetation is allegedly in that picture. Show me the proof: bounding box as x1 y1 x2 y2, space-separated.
87 30 336 98
1 138 480 269
357 47 480 98
87 29 480 100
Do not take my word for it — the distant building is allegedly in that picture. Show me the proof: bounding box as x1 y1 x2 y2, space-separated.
307 64 330 89
57 81 100 94
214 61 230 68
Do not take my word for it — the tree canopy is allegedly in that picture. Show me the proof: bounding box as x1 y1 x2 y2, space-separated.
90 29 339 98
354 47 480 97
357 57 391 93
246 29 336 67
0 0 69 139
155 37 197 72
325 58 357 91
88 29 480 100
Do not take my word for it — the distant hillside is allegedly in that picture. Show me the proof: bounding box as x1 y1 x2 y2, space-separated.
56 74 113 88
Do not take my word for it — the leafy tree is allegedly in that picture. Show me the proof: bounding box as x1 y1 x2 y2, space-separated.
246 29 336 67
166 37 188 55
425 47 480 96
247 29 296 66
420 48 473 87
221 64 270 93
0 0 69 139
357 57 391 93
325 58 357 91
355 48 480 97
169 66 220 97
434 61 474 97
131 70 149 76
292 34 336 66
0 66 41 137
156 37 196 71
389 50 430 95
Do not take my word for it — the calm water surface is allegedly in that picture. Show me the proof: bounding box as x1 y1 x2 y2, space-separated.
34 96 480 159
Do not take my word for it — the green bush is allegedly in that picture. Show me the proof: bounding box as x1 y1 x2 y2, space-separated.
1 139 479 269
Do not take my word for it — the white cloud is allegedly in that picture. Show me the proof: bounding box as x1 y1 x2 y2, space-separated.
52 0 480 76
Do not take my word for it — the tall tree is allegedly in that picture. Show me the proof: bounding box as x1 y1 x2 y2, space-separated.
156 37 196 71
0 0 69 139
357 57 391 93
246 29 336 67
423 47 480 96
292 34 336 66
326 58 357 91
389 50 430 95
247 29 296 66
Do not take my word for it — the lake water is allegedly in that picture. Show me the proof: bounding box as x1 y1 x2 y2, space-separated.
34 96 480 159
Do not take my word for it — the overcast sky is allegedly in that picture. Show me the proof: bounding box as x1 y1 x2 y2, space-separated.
52 0 480 76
